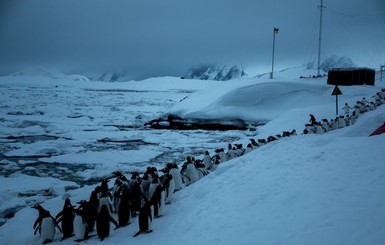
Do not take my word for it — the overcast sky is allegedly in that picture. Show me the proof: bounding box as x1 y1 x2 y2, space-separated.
0 0 384 79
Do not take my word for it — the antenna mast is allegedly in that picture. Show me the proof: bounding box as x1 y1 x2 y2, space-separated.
317 0 325 77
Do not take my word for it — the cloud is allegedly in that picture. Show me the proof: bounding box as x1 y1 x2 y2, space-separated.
0 0 384 79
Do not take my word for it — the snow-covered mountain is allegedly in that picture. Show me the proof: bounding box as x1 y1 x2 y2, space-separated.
185 63 246 81
85 71 134 82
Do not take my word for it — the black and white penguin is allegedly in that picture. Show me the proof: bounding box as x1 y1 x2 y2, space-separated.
148 175 166 218
181 161 199 185
128 172 140 189
250 139 259 149
96 205 119 241
210 157 221 171
117 185 131 227
87 187 99 231
98 192 112 215
218 148 228 162
244 143 253 155
55 198 74 241
258 138 266 146
130 179 143 216
160 173 175 204
195 159 208 179
141 173 152 199
137 198 152 234
111 178 122 213
32 204 62 244
235 144 245 157
167 163 183 191
73 201 90 242
202 151 213 170
226 144 235 159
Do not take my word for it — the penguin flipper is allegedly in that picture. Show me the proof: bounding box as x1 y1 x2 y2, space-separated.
109 216 119 228
34 224 41 235
133 230 141 237
54 211 63 220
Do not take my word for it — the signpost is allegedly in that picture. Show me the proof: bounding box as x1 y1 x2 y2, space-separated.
331 85 342 115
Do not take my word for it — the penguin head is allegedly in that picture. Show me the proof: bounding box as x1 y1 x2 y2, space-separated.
32 204 46 213
151 174 159 183
64 198 73 209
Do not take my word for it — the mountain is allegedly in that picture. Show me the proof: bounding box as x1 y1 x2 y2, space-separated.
185 64 246 81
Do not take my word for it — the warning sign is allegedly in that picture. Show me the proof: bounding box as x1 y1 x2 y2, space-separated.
332 85 342 96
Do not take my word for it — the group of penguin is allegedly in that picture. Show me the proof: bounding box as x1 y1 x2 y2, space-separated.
304 88 385 134
32 127 301 244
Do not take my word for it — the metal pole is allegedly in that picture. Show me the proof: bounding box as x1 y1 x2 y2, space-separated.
270 29 276 79
336 94 339 115
317 0 325 77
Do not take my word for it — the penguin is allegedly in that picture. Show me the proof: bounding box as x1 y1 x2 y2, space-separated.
141 173 152 199
290 129 297 136
148 175 166 218
249 139 259 149
73 201 90 242
338 115 346 128
234 144 244 157
321 119 330 132
98 192 112 215
87 187 99 231
32 204 62 244
134 198 152 237
210 157 220 171
218 148 228 162
117 185 131 227
244 143 253 154
258 139 266 146
160 173 175 204
226 144 235 159
195 160 208 179
111 178 122 213
202 151 213 170
267 136 277 142
168 163 183 191
129 172 140 189
55 198 74 241
182 161 199 185
96 205 119 241
130 179 143 216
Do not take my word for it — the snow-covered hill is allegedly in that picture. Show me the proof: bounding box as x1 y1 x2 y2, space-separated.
0 67 384 245
185 64 246 81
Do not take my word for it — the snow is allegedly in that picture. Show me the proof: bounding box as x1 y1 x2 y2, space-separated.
1 67 385 245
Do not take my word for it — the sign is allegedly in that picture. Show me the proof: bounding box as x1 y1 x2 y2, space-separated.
331 85 342 115
331 85 342 96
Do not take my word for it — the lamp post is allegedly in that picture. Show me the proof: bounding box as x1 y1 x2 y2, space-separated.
270 27 279 79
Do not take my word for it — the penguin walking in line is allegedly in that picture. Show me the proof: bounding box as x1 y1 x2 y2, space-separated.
117 185 131 227
168 163 183 191
148 175 166 218
182 161 199 185
32 204 62 244
73 201 92 242
133 198 153 237
202 151 213 170
55 198 74 241
160 173 175 204
96 204 119 241
130 179 144 216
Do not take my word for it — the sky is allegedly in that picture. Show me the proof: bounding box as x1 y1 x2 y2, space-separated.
0 0 384 79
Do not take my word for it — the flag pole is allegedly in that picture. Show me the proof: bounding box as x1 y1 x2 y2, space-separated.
270 27 278 79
